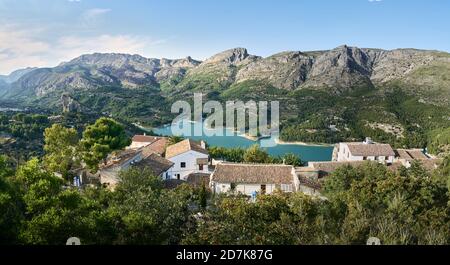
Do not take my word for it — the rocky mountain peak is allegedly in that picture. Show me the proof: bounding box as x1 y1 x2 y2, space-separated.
299 45 375 91
2 46 449 104
203 47 251 65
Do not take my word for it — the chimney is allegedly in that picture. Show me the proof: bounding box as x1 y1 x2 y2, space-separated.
364 137 373 144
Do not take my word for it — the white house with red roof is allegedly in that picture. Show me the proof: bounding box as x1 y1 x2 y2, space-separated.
336 138 395 164
165 139 210 180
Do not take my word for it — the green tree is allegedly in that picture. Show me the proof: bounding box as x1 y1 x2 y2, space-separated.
209 146 245 162
168 135 184 146
108 167 193 244
281 153 304 167
14 158 105 245
243 144 270 163
80 118 131 171
43 124 80 179
0 155 22 244
322 162 450 245
198 183 208 210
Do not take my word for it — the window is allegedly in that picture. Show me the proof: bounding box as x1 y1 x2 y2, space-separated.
363 157 367 160
199 164 203 170
180 162 186 168
260 185 266 195
281 184 293 192
176 174 180 180
375 156 379 161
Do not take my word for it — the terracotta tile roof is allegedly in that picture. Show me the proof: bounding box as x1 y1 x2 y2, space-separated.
100 149 141 170
308 161 369 175
132 135 160 143
394 149 414 161
165 139 208 159
394 149 429 160
298 176 322 190
141 137 168 157
295 167 320 173
416 159 442 171
345 142 395 157
163 179 186 190
135 153 174 176
388 159 441 172
211 163 294 185
186 173 211 187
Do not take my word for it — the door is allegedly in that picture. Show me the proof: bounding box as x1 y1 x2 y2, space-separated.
261 185 266 195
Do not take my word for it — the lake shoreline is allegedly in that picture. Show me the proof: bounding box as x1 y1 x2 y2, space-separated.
149 121 334 161
148 122 335 147
274 138 334 147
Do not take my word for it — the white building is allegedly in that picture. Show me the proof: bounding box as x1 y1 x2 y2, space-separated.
210 163 298 196
165 139 210 180
335 138 395 164
99 149 174 189
99 149 143 188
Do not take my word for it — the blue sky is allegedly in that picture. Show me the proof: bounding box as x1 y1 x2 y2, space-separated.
0 0 449 74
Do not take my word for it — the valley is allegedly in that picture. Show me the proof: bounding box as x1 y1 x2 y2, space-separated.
0 45 449 157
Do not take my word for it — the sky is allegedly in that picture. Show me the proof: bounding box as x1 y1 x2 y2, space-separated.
0 0 449 74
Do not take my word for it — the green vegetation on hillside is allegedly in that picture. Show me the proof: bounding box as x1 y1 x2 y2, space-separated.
429 127 450 155
0 112 144 168
1 155 448 245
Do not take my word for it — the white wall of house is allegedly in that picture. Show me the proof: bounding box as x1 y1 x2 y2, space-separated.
337 143 394 163
211 182 294 196
167 150 209 180
99 152 142 187
337 143 362 161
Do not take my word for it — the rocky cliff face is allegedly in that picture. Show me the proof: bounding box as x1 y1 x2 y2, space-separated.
301 45 374 91
3 53 200 98
2 46 449 103
236 51 314 90
176 48 260 91
61 93 81 113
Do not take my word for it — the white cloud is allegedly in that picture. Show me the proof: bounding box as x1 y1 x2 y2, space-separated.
82 8 111 18
0 25 51 74
0 24 167 74
80 8 112 27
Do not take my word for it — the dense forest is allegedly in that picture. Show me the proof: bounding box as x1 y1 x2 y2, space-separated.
1 154 449 245
1 114 449 245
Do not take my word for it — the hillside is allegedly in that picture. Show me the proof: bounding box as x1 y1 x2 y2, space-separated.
1 46 449 152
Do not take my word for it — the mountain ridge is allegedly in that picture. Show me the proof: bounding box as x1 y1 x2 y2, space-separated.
1 45 449 106
1 45 449 150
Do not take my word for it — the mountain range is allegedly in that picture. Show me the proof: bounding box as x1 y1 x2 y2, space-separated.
1 45 450 104
0 45 449 149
